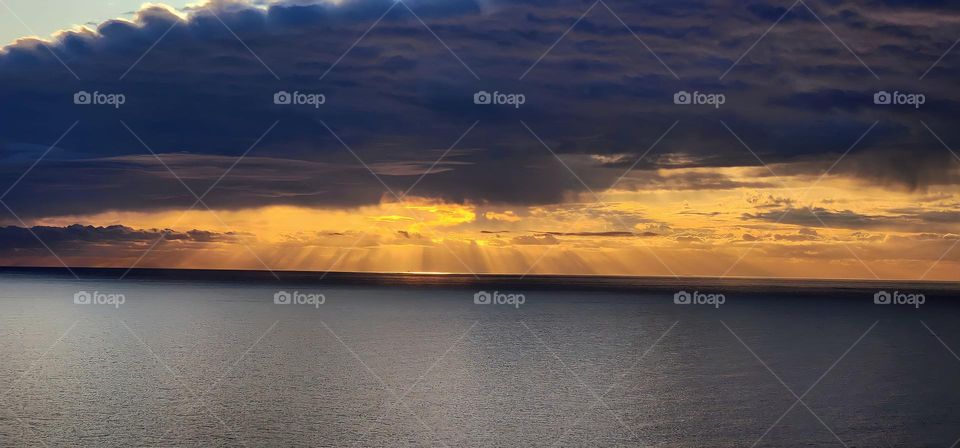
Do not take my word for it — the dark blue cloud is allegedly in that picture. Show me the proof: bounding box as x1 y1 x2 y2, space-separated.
0 0 958 218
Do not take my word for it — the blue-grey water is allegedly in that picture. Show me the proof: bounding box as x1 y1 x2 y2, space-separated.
1 269 959 447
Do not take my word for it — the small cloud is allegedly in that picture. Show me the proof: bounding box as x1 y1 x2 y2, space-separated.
511 234 559 245
484 210 521 222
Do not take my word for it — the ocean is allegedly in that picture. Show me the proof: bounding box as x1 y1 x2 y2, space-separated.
0 267 958 447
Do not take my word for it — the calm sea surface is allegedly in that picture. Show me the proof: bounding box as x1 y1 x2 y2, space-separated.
0 269 958 447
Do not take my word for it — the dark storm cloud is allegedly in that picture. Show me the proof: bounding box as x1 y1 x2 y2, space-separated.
510 234 559 245
744 206 960 232
745 207 888 229
0 0 959 217
0 224 238 251
757 149 960 191
542 231 654 237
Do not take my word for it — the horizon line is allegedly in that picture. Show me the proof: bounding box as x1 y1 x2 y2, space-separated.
2 265 959 286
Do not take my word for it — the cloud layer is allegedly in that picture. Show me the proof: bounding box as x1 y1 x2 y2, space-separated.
0 0 958 279
0 0 958 218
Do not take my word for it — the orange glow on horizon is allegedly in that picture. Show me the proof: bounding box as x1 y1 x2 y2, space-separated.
18 168 960 281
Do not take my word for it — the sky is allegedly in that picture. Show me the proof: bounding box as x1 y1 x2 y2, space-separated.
0 0 959 280
0 0 194 46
